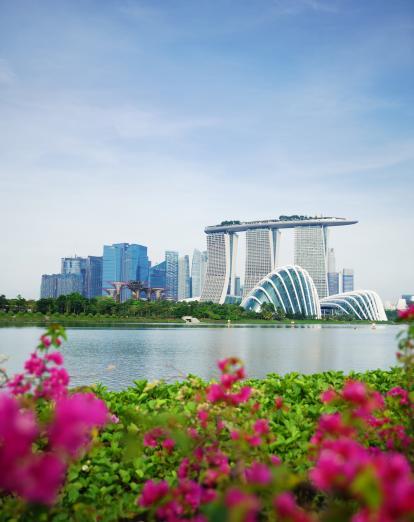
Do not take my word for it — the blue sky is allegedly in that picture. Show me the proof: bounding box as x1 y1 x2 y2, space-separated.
0 0 413 301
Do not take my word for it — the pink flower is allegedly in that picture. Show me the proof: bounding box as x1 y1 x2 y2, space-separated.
178 458 190 479
163 438 176 453
143 427 165 448
387 386 410 406
177 479 202 510
245 462 272 485
110 414 119 424
45 352 64 366
220 373 237 389
38 367 70 400
48 392 108 457
270 455 282 466
253 419 269 436
24 352 46 376
14 453 66 505
342 380 367 405
398 305 414 320
321 388 336 403
206 383 224 403
138 479 169 507
274 492 312 522
229 386 252 405
40 335 51 347
274 396 284 409
230 430 240 440
225 488 260 522
7 373 31 395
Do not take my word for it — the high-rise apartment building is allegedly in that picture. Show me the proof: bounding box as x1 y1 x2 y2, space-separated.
234 276 241 297
61 256 87 295
327 248 339 296
190 249 208 298
165 251 179 300
294 226 328 299
178 255 191 300
150 261 166 288
342 268 354 293
102 243 149 301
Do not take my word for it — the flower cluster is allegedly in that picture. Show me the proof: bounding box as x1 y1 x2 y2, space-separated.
0 326 109 505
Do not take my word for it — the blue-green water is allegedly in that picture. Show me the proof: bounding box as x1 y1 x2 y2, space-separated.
0 324 402 391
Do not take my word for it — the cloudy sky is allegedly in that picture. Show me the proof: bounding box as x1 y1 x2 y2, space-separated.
0 0 413 301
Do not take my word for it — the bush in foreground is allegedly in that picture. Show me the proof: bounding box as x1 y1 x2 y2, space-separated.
0 308 413 521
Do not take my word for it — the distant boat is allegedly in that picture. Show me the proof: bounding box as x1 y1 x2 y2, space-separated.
371 323 376 329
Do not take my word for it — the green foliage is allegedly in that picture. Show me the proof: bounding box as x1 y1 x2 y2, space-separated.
0 366 406 521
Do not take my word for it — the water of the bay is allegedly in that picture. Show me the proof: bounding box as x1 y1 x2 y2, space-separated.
0 324 403 391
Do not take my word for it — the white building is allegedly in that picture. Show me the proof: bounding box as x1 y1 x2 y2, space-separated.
294 226 328 299
191 249 208 298
178 255 191 300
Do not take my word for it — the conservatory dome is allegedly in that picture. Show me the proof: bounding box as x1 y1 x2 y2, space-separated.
241 265 321 318
320 290 387 321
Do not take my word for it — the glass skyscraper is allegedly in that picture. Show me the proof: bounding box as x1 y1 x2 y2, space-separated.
102 243 149 301
40 273 82 298
165 251 179 300
150 261 166 288
294 226 328 299
85 256 103 298
190 249 208 298
342 268 354 293
327 248 339 296
178 255 191 300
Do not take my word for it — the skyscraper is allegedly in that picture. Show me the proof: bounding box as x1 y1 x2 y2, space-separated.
102 243 149 301
178 255 191 300
190 249 208 298
85 256 103 298
342 268 354 293
40 273 82 298
327 248 339 296
61 256 87 295
294 226 328 299
150 261 166 288
165 251 179 300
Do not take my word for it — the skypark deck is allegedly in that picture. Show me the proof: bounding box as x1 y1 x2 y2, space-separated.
205 217 358 234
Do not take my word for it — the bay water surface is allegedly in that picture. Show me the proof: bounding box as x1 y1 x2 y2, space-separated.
0 324 402 391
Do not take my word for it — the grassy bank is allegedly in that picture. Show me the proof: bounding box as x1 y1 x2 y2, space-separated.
0 312 392 326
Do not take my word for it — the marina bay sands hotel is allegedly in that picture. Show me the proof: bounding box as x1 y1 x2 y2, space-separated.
200 216 357 304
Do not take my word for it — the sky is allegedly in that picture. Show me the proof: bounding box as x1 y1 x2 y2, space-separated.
0 0 413 302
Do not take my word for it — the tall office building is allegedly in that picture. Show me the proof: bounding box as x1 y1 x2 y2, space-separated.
191 249 208 298
327 248 339 296
165 251 179 300
61 256 87 295
150 261 166 288
342 268 354 293
85 256 103 298
40 273 82 298
102 243 149 301
178 255 191 300
294 226 328 299
234 276 241 297
243 228 280 297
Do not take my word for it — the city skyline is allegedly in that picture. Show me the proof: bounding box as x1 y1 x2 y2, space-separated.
0 0 413 301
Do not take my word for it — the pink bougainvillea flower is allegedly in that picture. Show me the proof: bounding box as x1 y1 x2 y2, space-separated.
45 352 64 366
342 380 368 405
138 479 169 507
274 492 312 522
206 383 224 403
225 488 260 522
229 386 252 405
320 388 336 404
387 386 410 406
14 453 66 505
270 455 282 466
38 367 70 400
245 461 272 485
398 305 414 320
253 419 269 436
24 352 46 376
48 392 108 457
274 396 284 409
162 438 176 453
40 335 51 347
6 373 31 395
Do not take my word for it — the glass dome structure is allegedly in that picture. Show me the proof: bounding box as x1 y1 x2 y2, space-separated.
241 265 321 318
320 290 387 321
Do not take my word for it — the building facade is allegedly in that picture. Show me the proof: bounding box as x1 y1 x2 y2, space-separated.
102 243 149 301
201 217 356 304
327 248 339 296
40 273 82 298
165 251 179 300
243 228 280 298
150 261 166 289
294 226 328 299
342 268 354 293
85 256 103 298
320 290 387 321
178 255 191 300
191 249 208 298
241 265 321 318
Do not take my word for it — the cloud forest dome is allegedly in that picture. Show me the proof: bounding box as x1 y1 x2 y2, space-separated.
320 291 387 321
241 265 321 318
